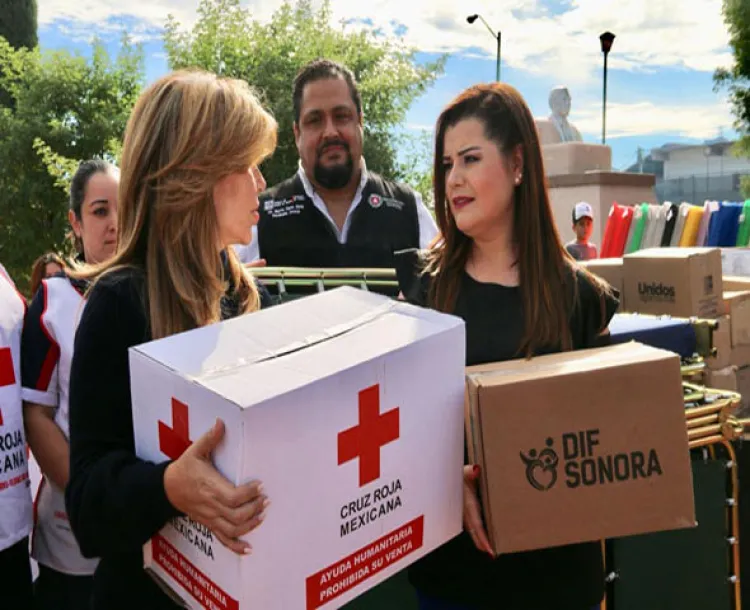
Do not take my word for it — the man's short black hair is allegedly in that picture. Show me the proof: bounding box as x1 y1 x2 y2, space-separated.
292 59 362 124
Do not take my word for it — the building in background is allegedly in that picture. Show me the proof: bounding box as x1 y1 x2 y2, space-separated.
638 138 750 204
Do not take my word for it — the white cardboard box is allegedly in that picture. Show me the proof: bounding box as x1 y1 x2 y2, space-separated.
721 248 750 277
129 287 466 610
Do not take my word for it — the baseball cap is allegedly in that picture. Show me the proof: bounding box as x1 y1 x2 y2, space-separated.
573 201 594 223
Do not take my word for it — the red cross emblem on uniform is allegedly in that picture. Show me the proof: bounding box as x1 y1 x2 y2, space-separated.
0 346 18 428
0 347 16 388
158 398 193 460
337 384 400 487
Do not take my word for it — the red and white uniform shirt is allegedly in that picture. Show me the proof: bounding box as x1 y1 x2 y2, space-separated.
0 264 33 552
21 274 98 574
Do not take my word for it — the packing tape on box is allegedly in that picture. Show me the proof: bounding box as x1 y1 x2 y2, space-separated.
198 300 398 379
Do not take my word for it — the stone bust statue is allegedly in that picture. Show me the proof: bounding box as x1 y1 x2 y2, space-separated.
548 86 582 143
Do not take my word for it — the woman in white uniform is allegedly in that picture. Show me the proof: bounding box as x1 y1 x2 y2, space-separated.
0 262 34 607
21 160 119 609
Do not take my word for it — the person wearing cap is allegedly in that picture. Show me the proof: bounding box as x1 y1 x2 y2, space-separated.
234 59 438 273
566 202 598 261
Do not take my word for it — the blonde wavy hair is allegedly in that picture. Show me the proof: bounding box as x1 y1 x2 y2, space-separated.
78 70 277 339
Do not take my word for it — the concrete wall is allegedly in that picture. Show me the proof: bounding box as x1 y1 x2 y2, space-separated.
547 172 657 248
664 147 750 181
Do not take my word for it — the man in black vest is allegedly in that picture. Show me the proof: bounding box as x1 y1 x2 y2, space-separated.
234 59 437 269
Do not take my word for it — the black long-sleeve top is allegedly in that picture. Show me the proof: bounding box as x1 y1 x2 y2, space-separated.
396 249 619 610
65 265 272 609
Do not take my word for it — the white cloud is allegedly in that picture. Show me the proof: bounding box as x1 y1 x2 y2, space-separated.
572 99 735 139
405 123 434 132
39 0 194 29
408 98 735 142
39 0 732 86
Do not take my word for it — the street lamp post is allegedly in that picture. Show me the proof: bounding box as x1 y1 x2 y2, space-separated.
599 31 615 144
467 14 501 82
704 146 712 196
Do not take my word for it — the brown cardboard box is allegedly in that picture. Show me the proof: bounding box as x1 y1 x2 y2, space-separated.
706 366 750 412
623 247 722 318
582 258 625 311
465 342 695 556
723 276 750 292
721 248 750 277
721 291 750 346
701 315 750 370
731 344 750 367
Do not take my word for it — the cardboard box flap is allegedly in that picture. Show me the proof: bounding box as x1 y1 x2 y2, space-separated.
724 276 750 291
724 290 750 301
582 258 623 269
625 246 719 260
131 286 464 407
466 342 677 388
206 298 396 373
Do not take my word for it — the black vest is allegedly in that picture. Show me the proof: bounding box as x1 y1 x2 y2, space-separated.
257 172 421 269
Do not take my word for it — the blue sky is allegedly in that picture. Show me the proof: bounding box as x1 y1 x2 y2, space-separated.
37 0 736 173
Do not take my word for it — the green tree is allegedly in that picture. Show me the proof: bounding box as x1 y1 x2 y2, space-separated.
163 0 444 188
0 0 38 108
715 0 750 197
0 0 37 50
0 36 143 293
396 130 434 209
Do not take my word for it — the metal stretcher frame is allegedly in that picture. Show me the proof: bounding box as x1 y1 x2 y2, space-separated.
684 386 745 610
686 384 750 610
250 267 399 296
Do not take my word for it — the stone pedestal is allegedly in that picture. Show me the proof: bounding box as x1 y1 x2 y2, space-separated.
548 171 658 247
533 89 658 250
542 142 612 176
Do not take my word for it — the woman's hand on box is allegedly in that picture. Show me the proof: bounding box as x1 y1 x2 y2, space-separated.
164 418 269 555
463 465 494 557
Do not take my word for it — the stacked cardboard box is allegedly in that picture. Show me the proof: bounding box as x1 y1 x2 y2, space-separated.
581 258 626 311
723 276 750 292
622 248 722 319
706 291 750 413
616 247 750 412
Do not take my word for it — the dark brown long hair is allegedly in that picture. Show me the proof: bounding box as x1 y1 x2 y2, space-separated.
29 252 66 298
426 82 605 357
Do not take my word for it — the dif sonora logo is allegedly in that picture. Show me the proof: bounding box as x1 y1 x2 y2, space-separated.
519 437 559 491
520 429 663 492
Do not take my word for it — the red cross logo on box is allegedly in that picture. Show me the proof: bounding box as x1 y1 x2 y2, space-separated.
338 384 400 487
158 398 193 460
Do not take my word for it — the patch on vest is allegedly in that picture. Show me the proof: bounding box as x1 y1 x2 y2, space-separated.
264 195 306 218
369 194 404 211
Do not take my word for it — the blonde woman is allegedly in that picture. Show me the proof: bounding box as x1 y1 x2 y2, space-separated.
65 71 277 610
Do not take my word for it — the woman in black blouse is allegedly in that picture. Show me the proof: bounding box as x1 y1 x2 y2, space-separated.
397 83 618 610
65 70 277 610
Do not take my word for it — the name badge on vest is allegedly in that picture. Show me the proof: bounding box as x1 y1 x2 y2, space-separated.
369 193 404 211
265 195 306 219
